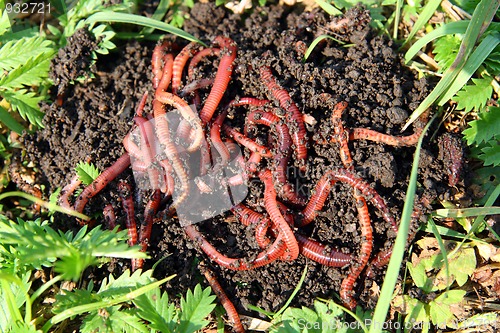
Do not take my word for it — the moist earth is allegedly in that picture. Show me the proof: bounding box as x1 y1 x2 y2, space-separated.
22 2 466 319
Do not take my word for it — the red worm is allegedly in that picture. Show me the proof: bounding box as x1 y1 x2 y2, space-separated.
118 182 138 248
246 152 262 174
134 116 160 190
348 111 429 147
152 42 167 89
159 159 175 197
135 91 149 118
438 133 463 187
222 124 272 157
188 47 221 79
365 248 393 279
58 174 82 209
211 111 231 165
260 66 308 171
260 169 299 261
228 97 269 108
155 91 203 152
199 36 237 124
295 234 352 267
103 204 117 230
153 100 190 208
247 110 305 206
231 203 265 227
181 78 215 95
330 101 353 170
172 42 198 93
340 195 373 310
200 266 246 333
74 153 131 215
135 189 162 269
157 53 174 93
184 223 286 270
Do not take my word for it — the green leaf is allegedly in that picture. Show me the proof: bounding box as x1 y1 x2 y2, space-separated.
0 51 54 89
452 77 493 113
303 35 345 62
435 246 476 290
81 307 149 333
0 105 24 134
429 290 466 327
432 35 461 72
178 285 216 333
2 89 45 127
0 36 55 72
314 0 342 16
0 8 11 35
480 141 500 166
75 161 101 185
463 106 500 145
403 0 441 46
135 288 177 333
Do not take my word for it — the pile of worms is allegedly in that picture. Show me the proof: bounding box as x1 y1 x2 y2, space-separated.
59 36 429 330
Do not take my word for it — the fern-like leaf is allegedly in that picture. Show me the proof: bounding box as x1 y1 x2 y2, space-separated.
178 284 216 333
75 161 101 185
134 287 177 333
0 36 54 72
433 34 461 72
80 307 149 333
0 52 54 89
452 77 493 113
2 89 45 127
484 50 500 74
463 106 500 145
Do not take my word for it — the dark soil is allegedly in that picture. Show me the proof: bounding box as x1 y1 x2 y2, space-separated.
23 2 467 323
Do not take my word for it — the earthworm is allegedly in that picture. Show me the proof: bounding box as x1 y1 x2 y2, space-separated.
135 189 162 269
260 66 308 171
135 91 149 118
153 100 190 208
222 124 272 157
438 133 463 187
295 234 352 267
154 91 203 152
260 169 299 261
340 195 373 310
228 97 269 108
348 112 429 147
247 110 305 206
74 153 131 215
211 111 231 165
58 174 82 209
103 204 117 230
134 116 160 190
172 42 198 93
180 78 215 95
246 152 262 174
231 203 265 227
200 265 246 333
118 182 138 248
152 42 167 89
157 53 174 92
188 47 220 79
330 101 353 170
184 223 286 270
199 36 237 124
159 159 175 197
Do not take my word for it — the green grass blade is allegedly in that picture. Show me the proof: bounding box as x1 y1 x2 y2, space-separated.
433 206 500 218
274 263 308 317
314 0 342 16
438 31 500 104
85 12 206 46
427 218 451 291
140 0 171 36
303 34 344 62
393 0 403 40
402 0 499 130
0 105 24 135
403 0 447 47
369 113 437 333
0 191 90 221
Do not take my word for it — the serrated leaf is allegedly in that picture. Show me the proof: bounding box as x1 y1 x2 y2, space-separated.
98 269 154 297
134 288 177 333
2 89 44 127
435 247 476 290
463 107 500 145
0 9 11 35
432 35 461 72
0 51 54 89
178 285 216 333
480 141 500 166
81 307 149 333
452 77 493 113
75 161 101 185
0 36 55 72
